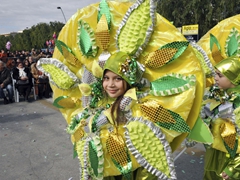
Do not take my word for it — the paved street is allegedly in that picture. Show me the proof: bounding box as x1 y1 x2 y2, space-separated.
0 98 205 180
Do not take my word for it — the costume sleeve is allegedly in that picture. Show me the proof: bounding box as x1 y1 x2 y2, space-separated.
224 154 240 180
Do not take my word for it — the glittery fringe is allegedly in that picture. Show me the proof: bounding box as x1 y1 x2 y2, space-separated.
190 42 215 78
83 140 90 180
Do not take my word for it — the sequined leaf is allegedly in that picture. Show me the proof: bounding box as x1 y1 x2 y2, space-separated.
140 100 176 124
159 41 189 62
157 110 191 133
220 122 238 158
77 20 98 57
140 100 190 133
98 0 111 29
116 0 156 57
150 73 196 96
144 48 177 69
95 15 110 51
106 131 132 178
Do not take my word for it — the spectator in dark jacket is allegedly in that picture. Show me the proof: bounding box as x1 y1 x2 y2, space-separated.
0 61 14 104
12 62 32 102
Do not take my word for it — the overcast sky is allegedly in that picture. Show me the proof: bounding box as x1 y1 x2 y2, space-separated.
0 0 100 34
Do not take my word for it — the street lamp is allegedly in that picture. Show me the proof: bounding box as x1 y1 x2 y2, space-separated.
57 7 67 23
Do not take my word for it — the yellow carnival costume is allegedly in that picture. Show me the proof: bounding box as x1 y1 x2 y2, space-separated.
198 15 240 180
36 0 211 179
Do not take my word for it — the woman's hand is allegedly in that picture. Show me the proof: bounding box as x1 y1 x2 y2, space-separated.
21 76 28 80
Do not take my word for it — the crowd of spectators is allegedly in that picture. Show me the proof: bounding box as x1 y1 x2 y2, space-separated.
0 48 53 104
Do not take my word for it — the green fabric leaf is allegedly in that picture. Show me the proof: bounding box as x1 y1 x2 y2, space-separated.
89 140 99 177
98 0 111 29
150 74 196 96
53 96 69 108
73 143 78 159
55 40 72 55
210 33 221 52
227 33 238 57
187 117 213 144
78 20 98 57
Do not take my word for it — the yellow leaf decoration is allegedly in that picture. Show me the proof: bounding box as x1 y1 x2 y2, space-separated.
116 0 155 56
53 96 81 109
62 47 82 67
106 131 129 168
91 60 103 78
37 58 80 90
78 83 92 96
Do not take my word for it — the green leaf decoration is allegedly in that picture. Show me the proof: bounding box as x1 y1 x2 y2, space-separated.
159 41 189 62
53 96 69 108
55 40 82 67
87 136 104 179
55 40 72 54
225 28 239 57
150 73 196 96
77 20 98 57
98 0 111 29
73 143 78 159
187 117 213 144
116 0 156 57
156 110 190 133
89 140 99 177
210 33 222 52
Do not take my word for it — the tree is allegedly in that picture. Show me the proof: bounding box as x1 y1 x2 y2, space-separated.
157 0 240 38
0 21 64 51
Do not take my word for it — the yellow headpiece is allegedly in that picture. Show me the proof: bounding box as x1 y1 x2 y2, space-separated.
215 56 240 85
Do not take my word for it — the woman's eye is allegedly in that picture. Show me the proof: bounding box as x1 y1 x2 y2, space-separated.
103 76 109 80
115 77 123 81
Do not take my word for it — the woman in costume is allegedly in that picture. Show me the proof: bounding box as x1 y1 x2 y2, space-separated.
197 14 240 180
36 0 212 179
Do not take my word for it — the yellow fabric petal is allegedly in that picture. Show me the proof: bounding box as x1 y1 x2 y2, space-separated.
78 83 91 96
124 88 137 100
92 60 103 78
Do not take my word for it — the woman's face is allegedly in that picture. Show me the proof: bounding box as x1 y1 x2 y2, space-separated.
214 70 235 90
102 70 128 98
17 62 23 68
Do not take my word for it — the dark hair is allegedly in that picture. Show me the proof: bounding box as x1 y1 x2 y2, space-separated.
16 61 23 67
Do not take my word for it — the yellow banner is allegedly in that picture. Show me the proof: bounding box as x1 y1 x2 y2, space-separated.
182 24 199 35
